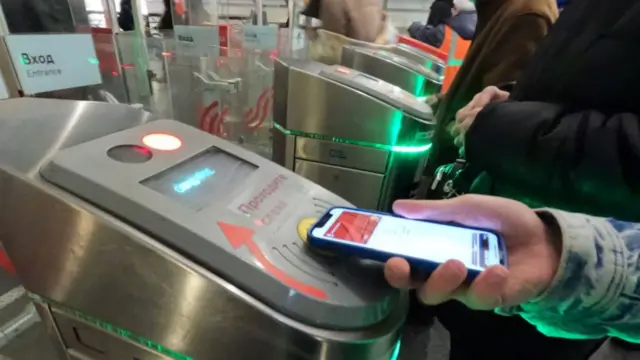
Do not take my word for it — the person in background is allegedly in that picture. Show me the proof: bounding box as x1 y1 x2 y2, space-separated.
408 0 454 48
158 0 174 30
405 0 580 358
118 0 135 31
3 0 75 33
444 0 640 354
302 0 393 42
385 195 640 344
449 0 477 40
280 0 290 28
300 0 321 19
450 0 640 248
302 0 396 65
417 0 558 200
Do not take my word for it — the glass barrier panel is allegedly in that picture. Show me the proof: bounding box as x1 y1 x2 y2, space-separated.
197 26 311 159
141 25 310 159
91 28 129 103
146 34 174 118
161 25 240 138
114 30 153 108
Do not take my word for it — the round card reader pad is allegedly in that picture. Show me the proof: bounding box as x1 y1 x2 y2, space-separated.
297 217 337 257
40 120 403 331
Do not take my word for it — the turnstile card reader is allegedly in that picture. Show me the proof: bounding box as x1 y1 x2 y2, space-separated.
0 98 406 360
341 46 443 98
273 58 434 210
41 119 400 330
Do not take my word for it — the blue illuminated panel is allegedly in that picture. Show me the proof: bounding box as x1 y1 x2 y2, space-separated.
141 148 257 211
173 168 216 194
390 340 401 360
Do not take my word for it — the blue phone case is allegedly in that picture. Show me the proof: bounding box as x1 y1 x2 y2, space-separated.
307 206 508 282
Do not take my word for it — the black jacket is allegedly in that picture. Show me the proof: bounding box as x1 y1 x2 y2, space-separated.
407 11 477 48
158 0 174 30
408 23 446 48
2 0 75 33
118 0 135 31
466 0 640 221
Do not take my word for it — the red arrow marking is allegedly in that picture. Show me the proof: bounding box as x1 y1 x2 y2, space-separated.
0 250 14 274
218 222 329 300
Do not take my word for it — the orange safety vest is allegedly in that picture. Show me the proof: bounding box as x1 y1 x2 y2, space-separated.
441 26 471 93
175 0 186 16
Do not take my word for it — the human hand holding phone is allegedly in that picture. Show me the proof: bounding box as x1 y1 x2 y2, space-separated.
309 205 507 283
384 195 561 310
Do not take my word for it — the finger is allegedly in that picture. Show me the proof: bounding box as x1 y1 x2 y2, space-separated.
466 88 494 109
499 267 541 306
463 108 482 125
455 107 477 124
454 109 481 134
384 257 414 289
465 91 486 109
468 86 508 109
495 89 510 101
451 115 475 137
451 119 470 138
451 123 463 137
486 87 510 103
446 121 457 138
455 103 476 122
417 259 467 305
392 196 500 228
454 135 463 148
460 265 509 310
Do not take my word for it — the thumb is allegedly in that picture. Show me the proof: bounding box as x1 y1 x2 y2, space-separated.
470 86 504 107
392 196 501 229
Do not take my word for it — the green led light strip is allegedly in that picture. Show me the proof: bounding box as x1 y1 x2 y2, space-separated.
274 123 432 154
31 293 404 360
29 294 193 360
70 310 193 360
390 340 402 360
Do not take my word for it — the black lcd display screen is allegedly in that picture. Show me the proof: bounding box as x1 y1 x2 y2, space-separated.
141 147 257 211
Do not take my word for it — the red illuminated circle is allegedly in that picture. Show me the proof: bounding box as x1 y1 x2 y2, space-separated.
142 133 182 151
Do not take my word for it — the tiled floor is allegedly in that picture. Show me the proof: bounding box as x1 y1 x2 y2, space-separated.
0 269 56 360
1 325 56 360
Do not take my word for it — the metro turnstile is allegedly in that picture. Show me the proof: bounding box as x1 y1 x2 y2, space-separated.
273 58 435 211
341 45 444 99
392 43 446 77
0 98 406 360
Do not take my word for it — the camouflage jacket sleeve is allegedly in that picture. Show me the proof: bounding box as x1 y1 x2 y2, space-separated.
497 208 640 342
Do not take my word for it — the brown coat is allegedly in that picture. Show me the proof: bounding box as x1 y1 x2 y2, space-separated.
308 28 395 65
319 0 387 42
427 0 558 173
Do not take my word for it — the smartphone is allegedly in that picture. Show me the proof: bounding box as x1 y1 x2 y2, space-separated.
308 207 507 280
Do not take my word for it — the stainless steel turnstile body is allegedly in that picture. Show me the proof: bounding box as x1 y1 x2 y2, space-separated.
273 59 435 211
391 44 446 77
341 46 443 98
0 99 406 360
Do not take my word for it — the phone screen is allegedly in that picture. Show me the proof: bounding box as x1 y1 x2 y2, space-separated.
310 208 503 271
